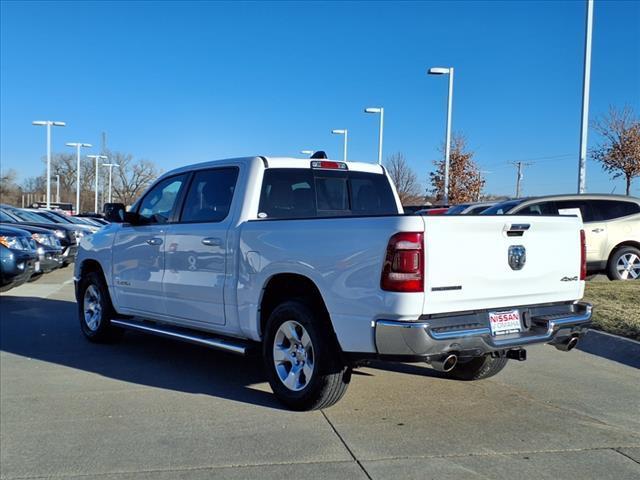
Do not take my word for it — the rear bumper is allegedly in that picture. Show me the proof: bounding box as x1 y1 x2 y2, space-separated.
375 302 592 358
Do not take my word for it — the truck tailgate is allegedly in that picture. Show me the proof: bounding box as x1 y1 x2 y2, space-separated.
421 215 584 315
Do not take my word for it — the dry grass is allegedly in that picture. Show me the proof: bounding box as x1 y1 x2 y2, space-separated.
583 280 640 341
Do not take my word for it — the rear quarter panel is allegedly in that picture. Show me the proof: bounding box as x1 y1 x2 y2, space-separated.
236 215 426 352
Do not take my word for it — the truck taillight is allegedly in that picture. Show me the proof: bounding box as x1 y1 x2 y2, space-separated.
381 232 424 292
580 229 586 280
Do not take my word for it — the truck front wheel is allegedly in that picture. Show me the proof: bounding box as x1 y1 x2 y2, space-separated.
443 355 508 381
78 271 123 343
263 301 351 410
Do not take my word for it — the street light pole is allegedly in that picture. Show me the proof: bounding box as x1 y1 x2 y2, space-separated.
578 0 594 194
66 142 93 214
428 67 454 204
32 120 66 208
56 175 60 203
102 163 119 203
88 155 108 212
365 107 384 164
331 129 348 161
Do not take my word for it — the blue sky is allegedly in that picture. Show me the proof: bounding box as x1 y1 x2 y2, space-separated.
1 0 639 197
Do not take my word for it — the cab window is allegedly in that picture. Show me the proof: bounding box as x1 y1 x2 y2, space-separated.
137 174 188 224
180 168 239 223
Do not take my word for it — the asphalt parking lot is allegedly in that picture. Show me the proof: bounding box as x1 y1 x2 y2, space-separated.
1 268 639 480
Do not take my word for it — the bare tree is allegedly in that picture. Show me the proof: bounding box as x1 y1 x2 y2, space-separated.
591 106 640 195
385 152 422 205
429 134 485 204
0 169 21 206
107 151 160 206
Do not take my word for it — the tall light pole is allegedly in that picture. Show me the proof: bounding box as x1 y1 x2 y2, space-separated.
428 67 454 204
331 129 348 161
364 107 384 164
32 120 66 208
55 175 60 203
578 0 594 194
88 154 108 212
102 163 119 203
66 142 93 214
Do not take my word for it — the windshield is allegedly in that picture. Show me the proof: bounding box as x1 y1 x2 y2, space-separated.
0 210 19 222
481 199 524 215
37 211 74 224
445 204 469 215
10 209 57 224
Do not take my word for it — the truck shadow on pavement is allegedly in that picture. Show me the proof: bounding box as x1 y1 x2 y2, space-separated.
0 295 287 410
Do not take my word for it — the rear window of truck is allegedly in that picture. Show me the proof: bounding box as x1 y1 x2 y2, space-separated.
258 168 398 219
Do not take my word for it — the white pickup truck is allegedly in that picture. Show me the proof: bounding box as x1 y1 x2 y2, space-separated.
75 156 592 410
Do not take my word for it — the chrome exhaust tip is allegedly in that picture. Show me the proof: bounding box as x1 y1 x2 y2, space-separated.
430 353 458 372
554 336 579 352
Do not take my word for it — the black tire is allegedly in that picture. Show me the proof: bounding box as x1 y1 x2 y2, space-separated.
77 271 124 343
263 300 351 410
443 355 508 381
607 246 640 281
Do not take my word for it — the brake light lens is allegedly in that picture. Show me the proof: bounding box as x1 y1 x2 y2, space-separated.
310 160 348 170
580 229 586 280
381 232 424 292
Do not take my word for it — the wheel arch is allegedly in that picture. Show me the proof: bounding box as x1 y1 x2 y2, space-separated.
607 240 640 265
76 259 109 302
258 273 338 345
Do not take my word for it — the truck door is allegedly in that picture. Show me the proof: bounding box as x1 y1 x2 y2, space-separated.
112 173 189 316
163 167 239 326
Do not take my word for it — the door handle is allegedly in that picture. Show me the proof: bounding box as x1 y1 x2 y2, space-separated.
591 228 604 233
201 237 222 247
146 237 163 246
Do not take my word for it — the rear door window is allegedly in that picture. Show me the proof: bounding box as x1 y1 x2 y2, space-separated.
258 168 397 219
588 200 640 221
180 168 239 223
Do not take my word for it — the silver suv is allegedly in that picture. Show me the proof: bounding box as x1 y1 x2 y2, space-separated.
483 194 640 280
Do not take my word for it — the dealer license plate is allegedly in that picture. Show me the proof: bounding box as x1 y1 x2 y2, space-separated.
34 261 41 272
489 309 522 336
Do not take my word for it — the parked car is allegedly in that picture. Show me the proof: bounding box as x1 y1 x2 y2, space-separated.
0 211 62 278
415 207 449 215
483 194 640 280
75 156 591 410
0 225 38 292
0 207 81 267
446 201 496 215
23 208 99 234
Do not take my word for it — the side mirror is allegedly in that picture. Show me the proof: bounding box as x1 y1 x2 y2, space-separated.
103 203 126 223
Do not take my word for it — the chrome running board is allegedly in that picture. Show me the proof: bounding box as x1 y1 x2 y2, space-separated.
111 319 248 355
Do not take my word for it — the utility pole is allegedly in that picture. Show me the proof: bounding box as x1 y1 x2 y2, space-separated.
511 162 532 198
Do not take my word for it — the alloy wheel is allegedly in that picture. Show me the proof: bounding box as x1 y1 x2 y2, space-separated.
616 253 640 280
273 320 315 391
83 284 102 331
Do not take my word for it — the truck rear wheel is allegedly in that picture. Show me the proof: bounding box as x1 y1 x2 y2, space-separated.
78 271 123 343
443 355 508 381
263 300 351 410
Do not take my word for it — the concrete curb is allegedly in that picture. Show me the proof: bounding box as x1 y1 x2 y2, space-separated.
577 329 640 369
